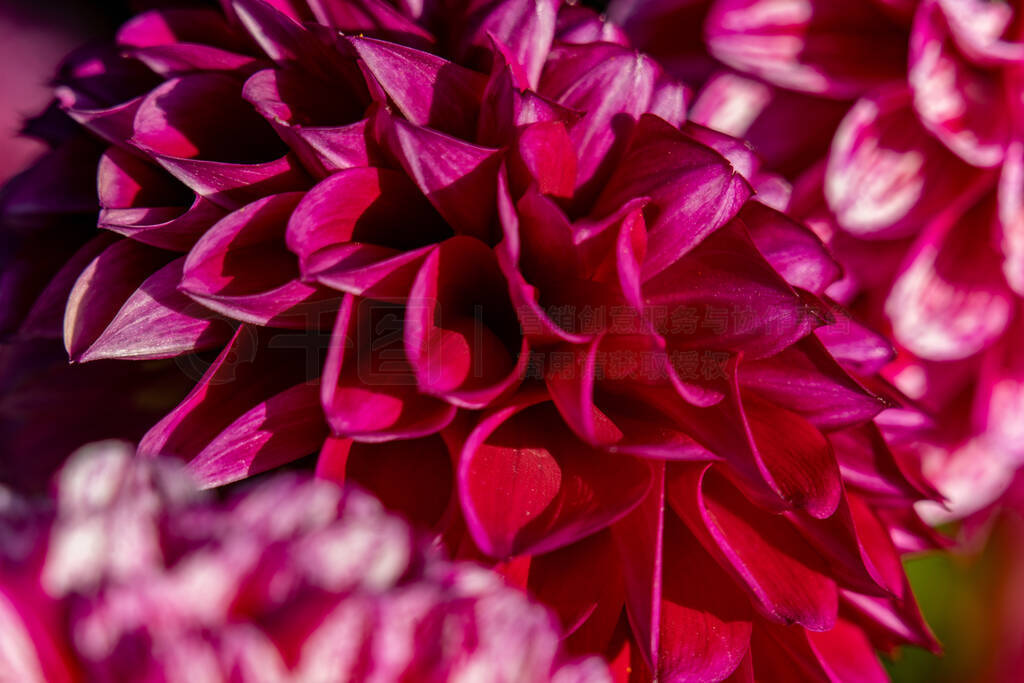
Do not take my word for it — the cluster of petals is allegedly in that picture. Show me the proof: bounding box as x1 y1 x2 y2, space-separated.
608 0 1024 522
0 0 946 681
0 440 606 682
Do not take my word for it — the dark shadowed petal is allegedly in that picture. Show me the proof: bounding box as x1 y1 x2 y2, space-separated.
306 0 436 47
806 617 889 683
405 237 527 408
669 465 839 631
460 396 652 558
378 112 502 241
315 434 454 528
181 193 336 328
705 0 908 98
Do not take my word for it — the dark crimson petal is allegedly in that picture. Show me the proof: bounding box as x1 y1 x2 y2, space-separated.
459 396 653 558
528 530 625 652
841 586 940 653
705 0 908 98
351 36 487 139
69 257 232 363
138 324 308 460
741 201 841 295
814 302 896 376
456 0 559 89
507 121 577 200
20 234 118 340
825 86 982 239
644 220 822 359
316 435 454 529
406 237 527 408
669 465 839 631
232 0 344 71
594 115 752 278
886 190 1013 361
739 336 885 431
750 621 832 682
909 0 1011 167
321 295 456 440
63 238 174 361
132 73 310 209
186 380 327 487
378 112 502 241
181 193 335 328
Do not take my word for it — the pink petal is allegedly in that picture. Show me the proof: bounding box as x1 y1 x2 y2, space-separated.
886 190 1013 361
455 0 559 89
742 201 841 295
825 86 981 239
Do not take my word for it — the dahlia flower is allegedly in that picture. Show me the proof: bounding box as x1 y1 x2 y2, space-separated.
609 0 1024 522
0 0 941 680
0 440 605 682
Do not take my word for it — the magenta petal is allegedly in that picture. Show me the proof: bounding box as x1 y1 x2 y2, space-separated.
705 0 907 98
71 257 232 363
457 0 559 89
58 92 146 149
829 423 925 502
321 295 456 441
459 397 653 558
974 319 1024 460
595 115 753 278
379 113 502 240
63 239 175 361
825 86 980 239
669 465 839 631
742 201 841 295
886 192 1013 361
998 139 1024 295
186 380 328 488
405 237 526 408
138 325 307 460
351 36 487 139
306 0 435 47
909 0 1011 167
814 303 896 376
645 220 821 359
132 73 310 209
739 337 886 431
231 0 333 67
181 193 335 328
540 44 665 200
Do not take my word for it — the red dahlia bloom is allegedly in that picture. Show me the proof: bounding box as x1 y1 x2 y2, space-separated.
611 0 1024 521
0 441 606 682
0 1 941 680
